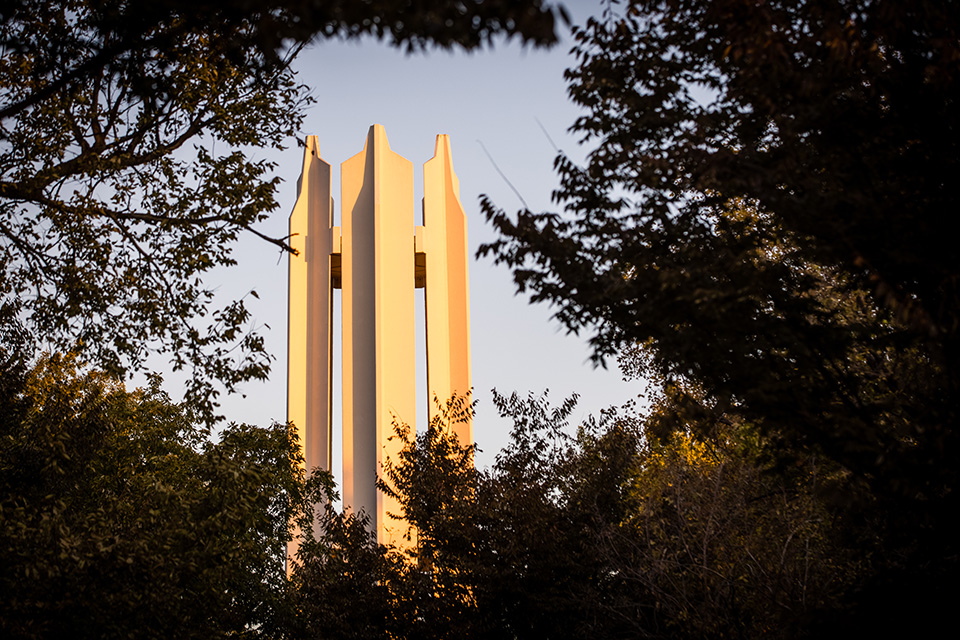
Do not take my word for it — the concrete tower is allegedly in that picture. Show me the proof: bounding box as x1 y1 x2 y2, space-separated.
287 125 472 554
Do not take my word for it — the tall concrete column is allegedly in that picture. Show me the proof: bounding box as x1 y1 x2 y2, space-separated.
423 135 472 446
287 135 335 487
341 125 416 547
287 136 335 568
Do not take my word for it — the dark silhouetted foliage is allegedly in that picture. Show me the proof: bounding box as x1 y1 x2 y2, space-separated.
480 0 960 630
0 347 303 639
364 392 860 639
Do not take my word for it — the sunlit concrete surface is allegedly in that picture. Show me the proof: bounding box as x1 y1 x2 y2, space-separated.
423 135 472 448
287 135 335 550
341 125 416 548
287 126 472 560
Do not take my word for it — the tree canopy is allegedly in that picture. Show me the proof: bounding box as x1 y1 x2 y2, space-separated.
306 391 866 640
480 0 959 627
481 0 957 494
0 0 562 419
0 344 304 639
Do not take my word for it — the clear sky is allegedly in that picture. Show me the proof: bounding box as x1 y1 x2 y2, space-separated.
202 1 645 473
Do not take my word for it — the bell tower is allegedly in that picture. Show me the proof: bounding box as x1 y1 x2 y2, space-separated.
287 125 472 550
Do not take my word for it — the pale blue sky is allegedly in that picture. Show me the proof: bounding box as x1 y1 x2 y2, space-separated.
205 1 645 472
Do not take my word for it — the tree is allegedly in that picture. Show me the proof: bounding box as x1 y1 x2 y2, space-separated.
373 392 614 640
287 472 420 640
479 0 959 627
0 0 563 419
487 0 958 338
614 383 867 638
482 0 956 503
0 347 304 639
371 390 860 639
